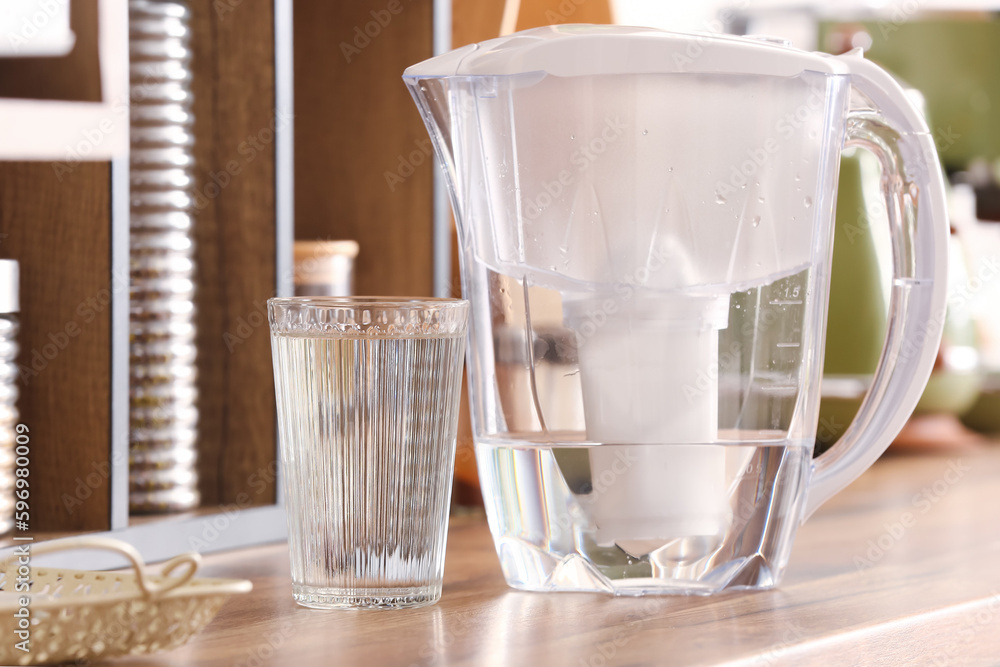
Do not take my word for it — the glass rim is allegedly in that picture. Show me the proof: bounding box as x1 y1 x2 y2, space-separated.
268 296 468 310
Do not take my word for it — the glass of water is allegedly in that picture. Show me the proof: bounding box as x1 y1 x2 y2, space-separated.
268 296 468 609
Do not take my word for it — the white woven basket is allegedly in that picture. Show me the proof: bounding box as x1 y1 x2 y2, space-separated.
0 536 251 665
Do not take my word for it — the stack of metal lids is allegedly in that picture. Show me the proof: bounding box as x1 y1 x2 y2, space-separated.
128 0 199 513
0 261 17 534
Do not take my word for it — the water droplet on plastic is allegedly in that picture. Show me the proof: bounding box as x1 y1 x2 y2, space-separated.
735 304 741 310
758 196 765 204
804 196 812 208
715 194 726 204
642 129 648 136
752 215 761 227
569 134 575 140
741 183 747 189
668 167 674 172
794 173 801 182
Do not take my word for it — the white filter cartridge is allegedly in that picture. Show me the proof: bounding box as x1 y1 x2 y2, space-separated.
567 295 732 556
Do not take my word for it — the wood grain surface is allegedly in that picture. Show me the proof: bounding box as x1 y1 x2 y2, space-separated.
116 446 1000 666
0 162 112 531
452 0 613 43
293 0 435 298
189 0 278 508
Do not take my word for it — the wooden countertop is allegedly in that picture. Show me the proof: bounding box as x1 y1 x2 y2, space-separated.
119 445 1000 667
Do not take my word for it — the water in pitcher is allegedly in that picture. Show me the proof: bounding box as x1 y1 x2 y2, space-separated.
476 437 811 595
470 265 818 594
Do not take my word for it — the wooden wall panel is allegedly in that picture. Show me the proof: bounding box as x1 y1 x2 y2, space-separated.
0 162 111 531
513 0 613 32
293 0 435 297
190 0 278 508
453 0 613 48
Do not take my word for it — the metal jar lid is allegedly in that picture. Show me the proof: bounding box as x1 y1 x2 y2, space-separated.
293 240 359 294
0 260 18 314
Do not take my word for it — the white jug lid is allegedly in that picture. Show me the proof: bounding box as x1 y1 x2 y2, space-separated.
403 24 851 79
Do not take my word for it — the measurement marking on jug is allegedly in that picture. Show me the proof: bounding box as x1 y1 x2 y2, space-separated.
776 342 800 348
761 384 799 393
769 299 803 306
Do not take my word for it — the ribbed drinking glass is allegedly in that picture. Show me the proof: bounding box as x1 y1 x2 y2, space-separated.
269 297 468 609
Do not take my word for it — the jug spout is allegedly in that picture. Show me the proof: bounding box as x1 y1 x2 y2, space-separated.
403 76 465 189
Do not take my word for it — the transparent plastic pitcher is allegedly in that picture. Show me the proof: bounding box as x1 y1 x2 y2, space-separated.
404 26 948 595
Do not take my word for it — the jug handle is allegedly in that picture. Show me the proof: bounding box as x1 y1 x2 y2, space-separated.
802 51 950 521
